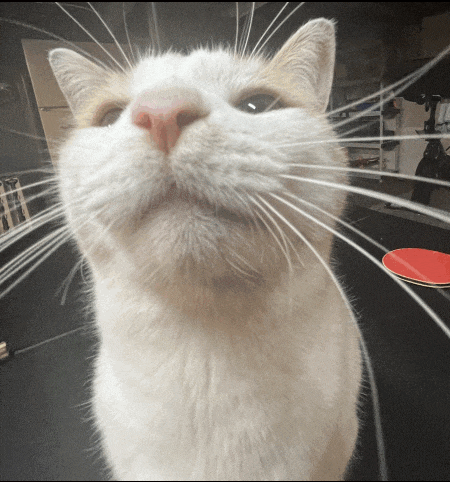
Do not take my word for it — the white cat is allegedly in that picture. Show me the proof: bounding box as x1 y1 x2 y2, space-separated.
49 19 361 481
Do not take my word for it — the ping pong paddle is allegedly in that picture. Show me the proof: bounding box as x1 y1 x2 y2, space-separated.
382 248 450 288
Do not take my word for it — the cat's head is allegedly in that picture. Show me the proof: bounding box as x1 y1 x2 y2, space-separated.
49 18 347 302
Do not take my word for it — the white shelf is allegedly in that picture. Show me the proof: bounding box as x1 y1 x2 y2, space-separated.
344 142 381 149
332 79 401 173
330 110 380 119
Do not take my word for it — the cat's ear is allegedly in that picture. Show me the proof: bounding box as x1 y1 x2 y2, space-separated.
48 48 107 116
270 18 336 113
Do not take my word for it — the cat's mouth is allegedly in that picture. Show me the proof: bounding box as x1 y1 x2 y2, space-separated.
152 183 256 226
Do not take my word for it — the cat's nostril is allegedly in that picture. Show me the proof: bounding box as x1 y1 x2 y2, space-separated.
135 111 153 130
176 111 201 129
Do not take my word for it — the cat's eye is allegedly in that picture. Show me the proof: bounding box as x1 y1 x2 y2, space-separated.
236 94 284 114
98 107 124 127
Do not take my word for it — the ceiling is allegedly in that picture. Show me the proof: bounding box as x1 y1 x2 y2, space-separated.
3 2 450 50
2 2 450 88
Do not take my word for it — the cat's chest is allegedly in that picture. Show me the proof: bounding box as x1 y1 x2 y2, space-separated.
92 297 356 481
94 277 350 408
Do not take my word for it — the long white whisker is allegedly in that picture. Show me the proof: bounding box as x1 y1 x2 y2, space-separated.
151 2 162 53
0 225 69 288
238 6 251 56
0 229 71 301
3 185 58 222
226 246 260 275
285 162 450 189
328 89 395 131
241 2 255 56
0 222 66 271
347 132 450 143
122 1 136 64
253 2 305 58
13 183 58 202
55 2 127 72
0 196 111 299
225 256 257 279
234 2 239 57
334 118 381 140
255 193 388 482
144 3 157 54
329 99 398 133
330 72 433 132
13 326 85 357
39 2 92 12
87 2 133 69
58 205 119 303
248 195 294 272
279 175 450 224
0 166 54 177
250 2 289 59
68 207 114 262
1 178 58 197
0 184 93 254
263 95 283 113
0 189 56 230
288 192 389 250
59 211 111 305
281 132 450 148
57 258 84 305
327 40 450 118
0 17 113 71
0 205 65 252
268 192 450 340
282 190 450 302
0 125 51 142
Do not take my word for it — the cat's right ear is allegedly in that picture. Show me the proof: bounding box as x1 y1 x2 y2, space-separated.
48 48 107 116
268 18 336 113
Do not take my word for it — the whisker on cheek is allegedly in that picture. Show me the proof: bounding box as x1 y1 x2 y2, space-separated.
281 190 450 303
269 191 450 338
248 194 295 272
277 132 450 147
279 173 450 225
55 2 128 73
0 225 70 298
327 39 450 119
87 2 133 69
253 192 389 481
284 162 450 190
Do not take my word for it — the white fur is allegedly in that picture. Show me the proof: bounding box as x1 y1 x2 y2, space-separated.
49 18 361 481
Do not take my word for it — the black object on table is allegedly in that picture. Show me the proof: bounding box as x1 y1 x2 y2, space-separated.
410 94 450 205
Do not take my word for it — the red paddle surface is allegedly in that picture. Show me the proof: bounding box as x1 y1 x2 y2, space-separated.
382 248 450 286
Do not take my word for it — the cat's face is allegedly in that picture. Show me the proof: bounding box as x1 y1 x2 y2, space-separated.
50 19 347 295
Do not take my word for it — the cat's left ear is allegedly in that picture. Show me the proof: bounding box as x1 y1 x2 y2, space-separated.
48 48 108 117
270 18 336 113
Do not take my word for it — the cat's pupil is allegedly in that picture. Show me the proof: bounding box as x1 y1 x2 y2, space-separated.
236 94 283 114
99 108 123 127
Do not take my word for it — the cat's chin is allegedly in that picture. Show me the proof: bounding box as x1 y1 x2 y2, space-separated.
100 193 293 298
141 183 257 228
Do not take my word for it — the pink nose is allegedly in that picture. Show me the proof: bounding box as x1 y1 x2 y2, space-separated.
131 90 204 154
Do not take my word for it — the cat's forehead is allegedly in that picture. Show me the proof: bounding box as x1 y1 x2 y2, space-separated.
131 48 265 98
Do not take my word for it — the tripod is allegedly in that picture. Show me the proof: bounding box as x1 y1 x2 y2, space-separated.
410 94 450 205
